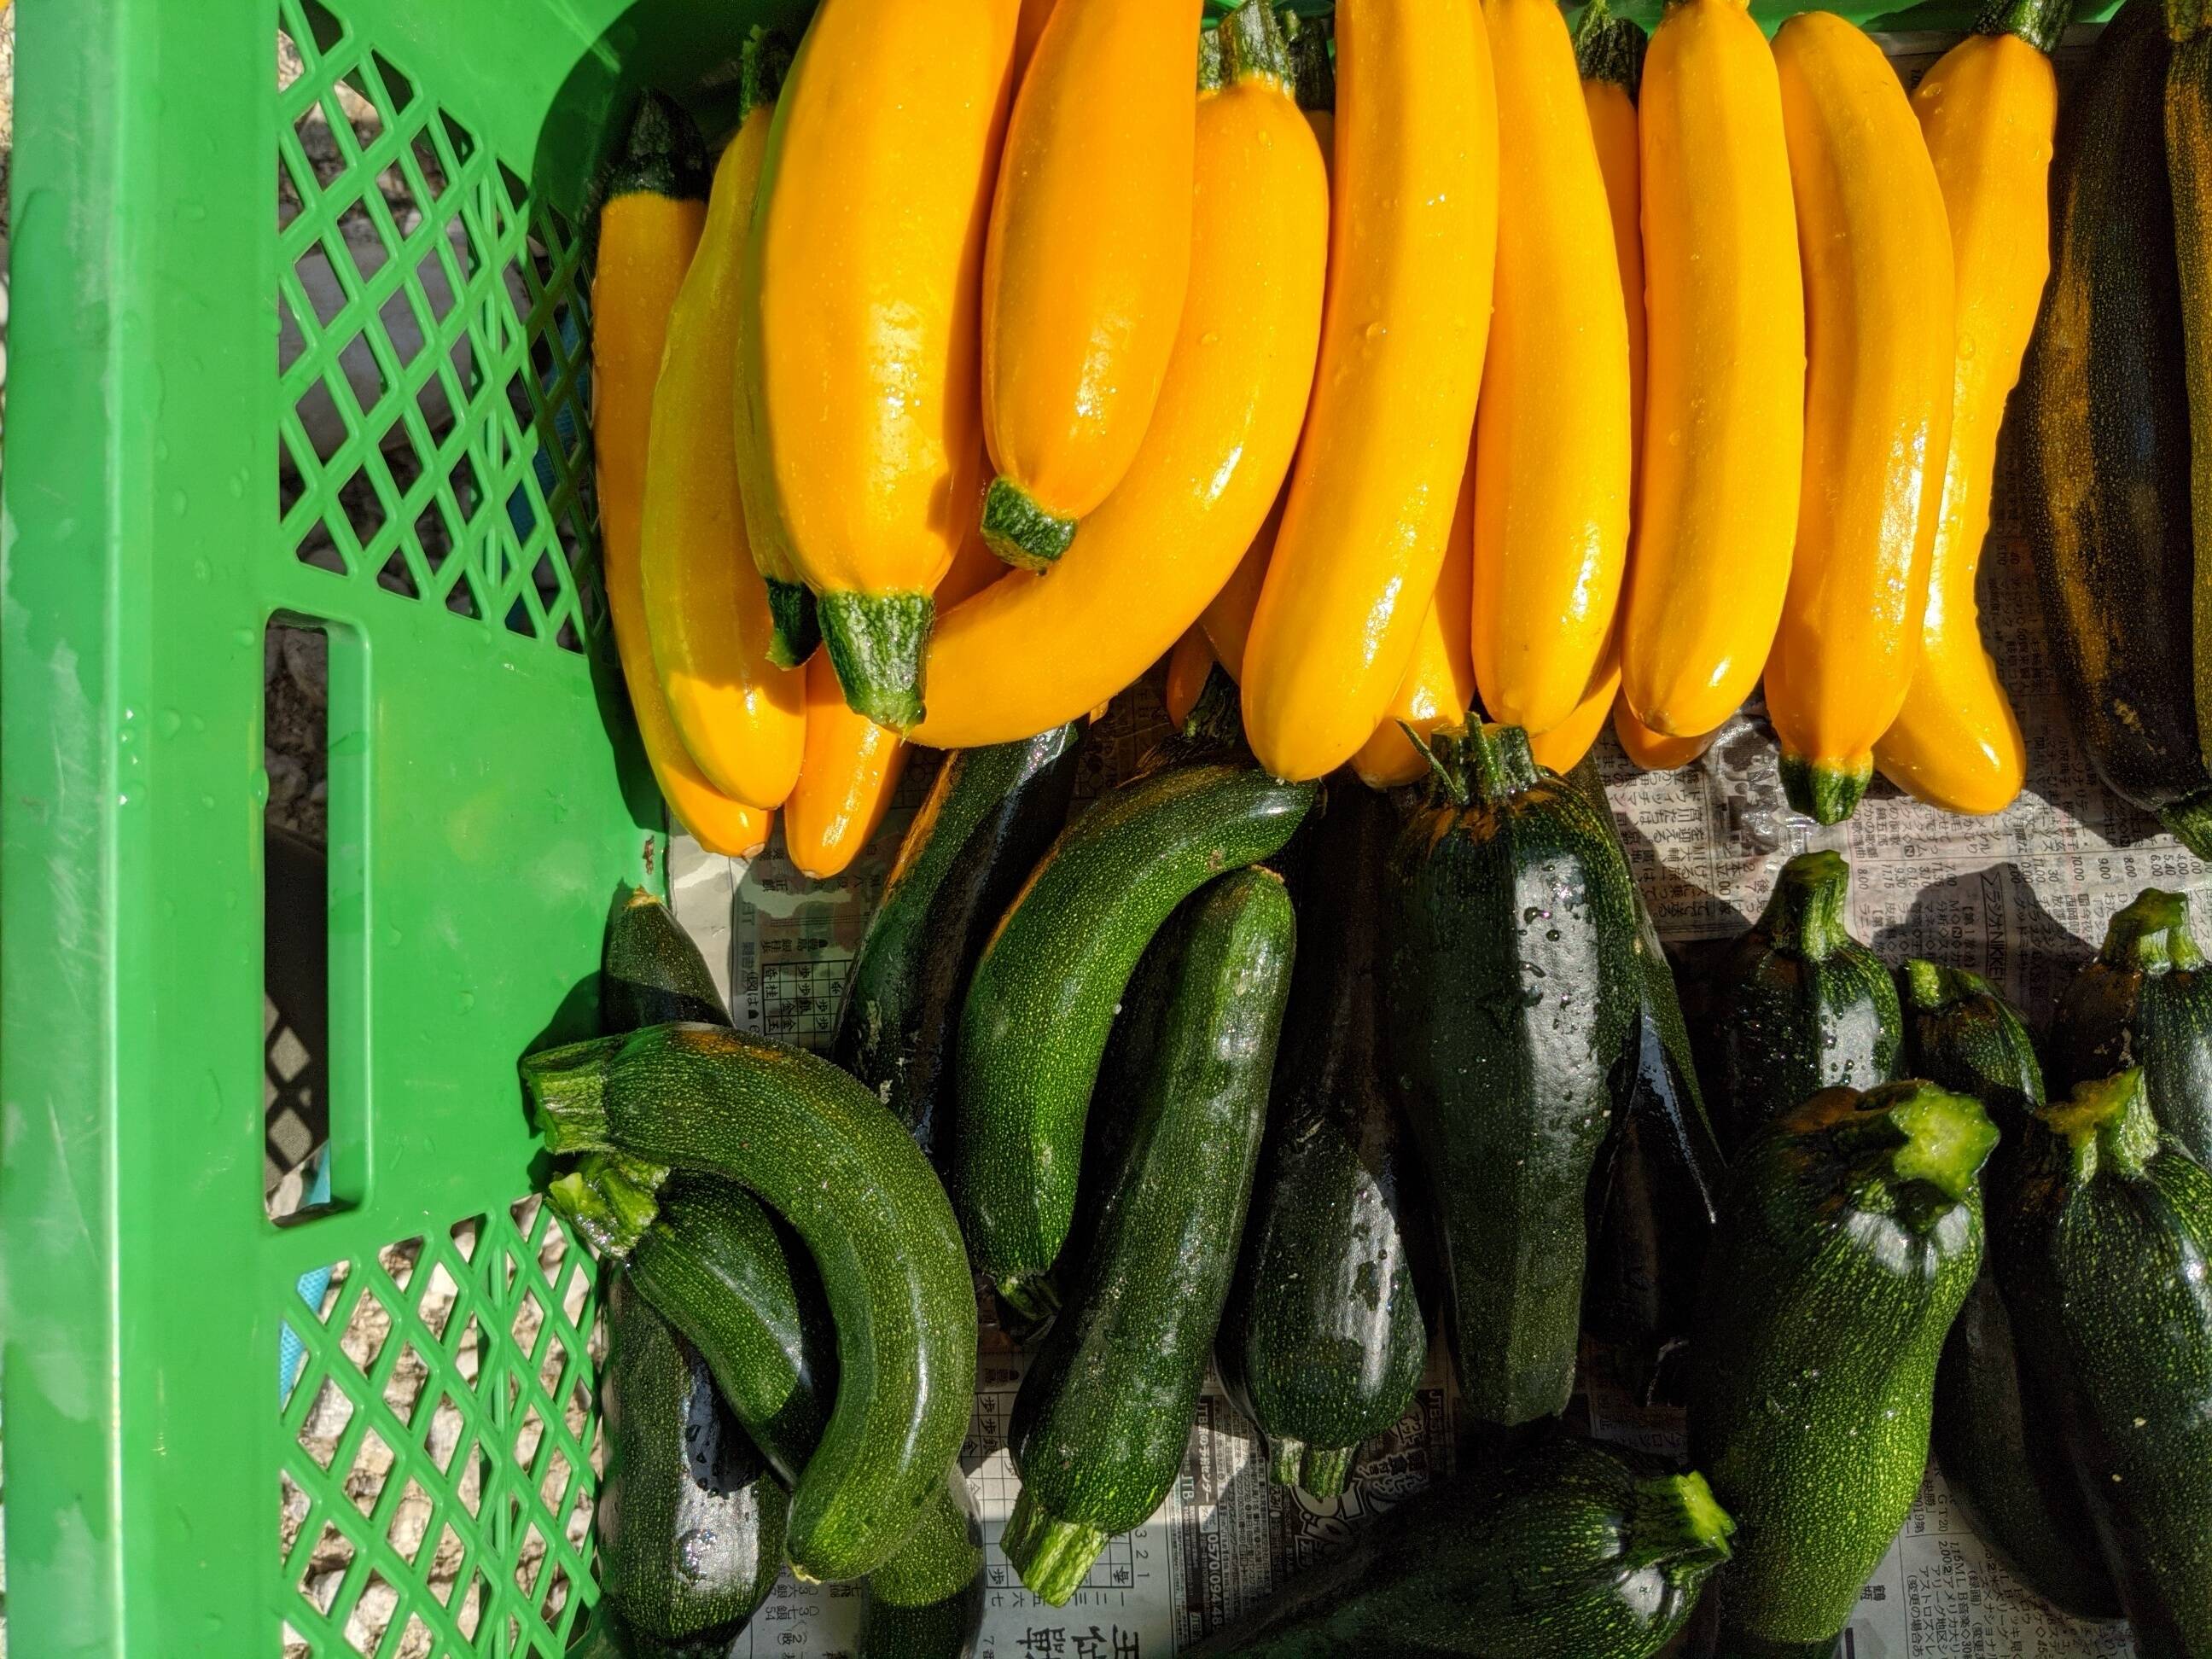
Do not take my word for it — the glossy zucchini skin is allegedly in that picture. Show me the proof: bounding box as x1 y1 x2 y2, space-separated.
1996 1070 2212 1656
525 1024 977 1584
1900 960 2120 1622
1004 870 1294 1605
956 759 1314 1320
596 1276 788 1640
1690 1082 1996 1655
2049 887 2212 1167
604 884 727 1031
2019 0 2212 856
834 723 1087 1170
1386 725 1642 1427
1693 849 1901 1157
1179 1432 1734 1659
1215 783 1429 1500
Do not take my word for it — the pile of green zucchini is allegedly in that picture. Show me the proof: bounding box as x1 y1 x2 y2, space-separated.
524 689 2212 1659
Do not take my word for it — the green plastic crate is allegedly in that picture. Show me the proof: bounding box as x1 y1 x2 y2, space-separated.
0 0 2128 1656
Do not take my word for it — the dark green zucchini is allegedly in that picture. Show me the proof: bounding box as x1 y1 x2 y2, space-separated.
1004 869 1294 1604
2048 887 2212 1167
1569 759 1726 1400
568 1607 737 1659
1180 1432 1734 1658
1995 1069 2212 1657
1689 1081 1997 1656
524 1025 977 1584
596 1275 787 1640
604 884 727 1032
1900 961 2120 1622
1693 849 1901 1157
956 758 1314 1321
2020 0 2212 856
1385 725 1642 1427
1215 782 1429 1499
833 723 1086 1170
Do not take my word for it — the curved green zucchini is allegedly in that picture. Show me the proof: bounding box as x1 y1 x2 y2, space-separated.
1694 849 1901 1156
1004 870 1294 1604
2049 887 2212 1167
956 760 1315 1320
1384 725 1642 1428
2020 0 2212 856
1996 1069 2212 1656
596 1275 787 1640
1690 1081 1997 1656
833 723 1087 1170
604 884 728 1032
1215 783 1429 1499
524 1025 977 1583
1900 960 2120 1621
1181 1432 1733 1658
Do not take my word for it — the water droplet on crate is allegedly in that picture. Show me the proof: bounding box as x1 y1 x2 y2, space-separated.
158 709 184 738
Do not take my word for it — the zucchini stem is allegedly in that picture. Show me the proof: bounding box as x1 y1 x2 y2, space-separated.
1899 957 1987 1015
2097 888 2207 974
1284 8 1336 112
2157 788 2212 862
1219 0 1295 90
1779 752 1873 826
1000 1493 1109 1605
600 90 708 212
520 1033 626 1152
1885 1082 2003 1204
544 1150 669 1259
740 26 792 117
2041 1068 2160 1182
1980 0 2079 55
818 591 934 731
764 577 821 671
1762 849 1854 963
1623 1470 1736 1573
981 478 1079 571
1575 0 1649 96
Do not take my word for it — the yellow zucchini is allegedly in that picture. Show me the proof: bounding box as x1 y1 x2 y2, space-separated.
1015 0 1060 79
1528 655 1621 774
1872 17 2056 817
1163 628 1216 728
1198 496 1284 684
783 654 909 882
1469 0 1632 735
980 0 1198 568
1615 696 1717 771
1576 0 1647 495
596 95 774 859
1240 0 1499 783
911 3 1327 753
742 0 1021 730
640 42 805 812
1353 452 1478 790
1766 11 1955 824
1619 0 1803 741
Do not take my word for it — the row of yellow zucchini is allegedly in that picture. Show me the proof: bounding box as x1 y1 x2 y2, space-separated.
595 0 2066 862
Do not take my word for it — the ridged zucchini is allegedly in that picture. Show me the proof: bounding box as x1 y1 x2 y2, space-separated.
1690 1081 1997 1656
1996 1069 2212 1655
833 722 1086 1169
524 1026 976 1583
1385 724 1641 1426
596 1275 787 1640
1215 783 1429 1499
956 757 1313 1320
1901 960 2119 1621
1004 870 1293 1604
2049 887 2212 1167
1181 1432 1734 1659
1692 849 1901 1157
2019 0 2212 856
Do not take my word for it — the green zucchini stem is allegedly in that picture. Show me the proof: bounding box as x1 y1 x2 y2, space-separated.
1219 0 1296 92
520 1033 626 1152
2042 1069 2160 1183
764 577 821 671
2165 0 2212 43
740 27 792 118
1295 1444 1355 1500
1979 0 2079 54
602 90 709 209
2157 788 2212 863
1883 1082 2003 1205
1762 849 1854 963
981 478 1079 571
2097 888 2207 973
1623 1470 1736 1573
1779 752 1873 826
993 1270 1061 1332
544 1151 669 1260
818 591 934 731
1900 957 1984 1015
1284 8 1336 113
1575 0 1649 96
1000 1493 1109 1606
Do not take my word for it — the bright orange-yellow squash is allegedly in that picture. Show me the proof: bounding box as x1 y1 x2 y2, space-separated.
1014 0 1060 79
1620 0 1803 742
912 3 1328 752
1576 0 1647 493
1528 655 1620 773
1164 629 1216 728
1871 26 2053 817
1469 0 1631 735
1199 495 1284 684
1353 453 1479 790
1615 695 1717 771
596 96 772 860
979 0 1198 569
1765 11 1955 825
1241 0 1499 783
743 0 1020 731
641 62 805 812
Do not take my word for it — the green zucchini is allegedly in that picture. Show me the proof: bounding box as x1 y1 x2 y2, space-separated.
569 1607 738 1659
1995 1069 2212 1656
834 723 1087 1170
2048 887 2212 1167
2020 0 2212 857
604 884 727 1033
1384 724 1642 1427
1215 782 1429 1500
524 1025 977 1583
1900 960 2120 1622
956 758 1314 1322
2169 0 2212 764
1689 1081 1998 1656
1180 1432 1734 1659
1004 869 1294 1604
1692 849 1901 1157
596 1274 787 1640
